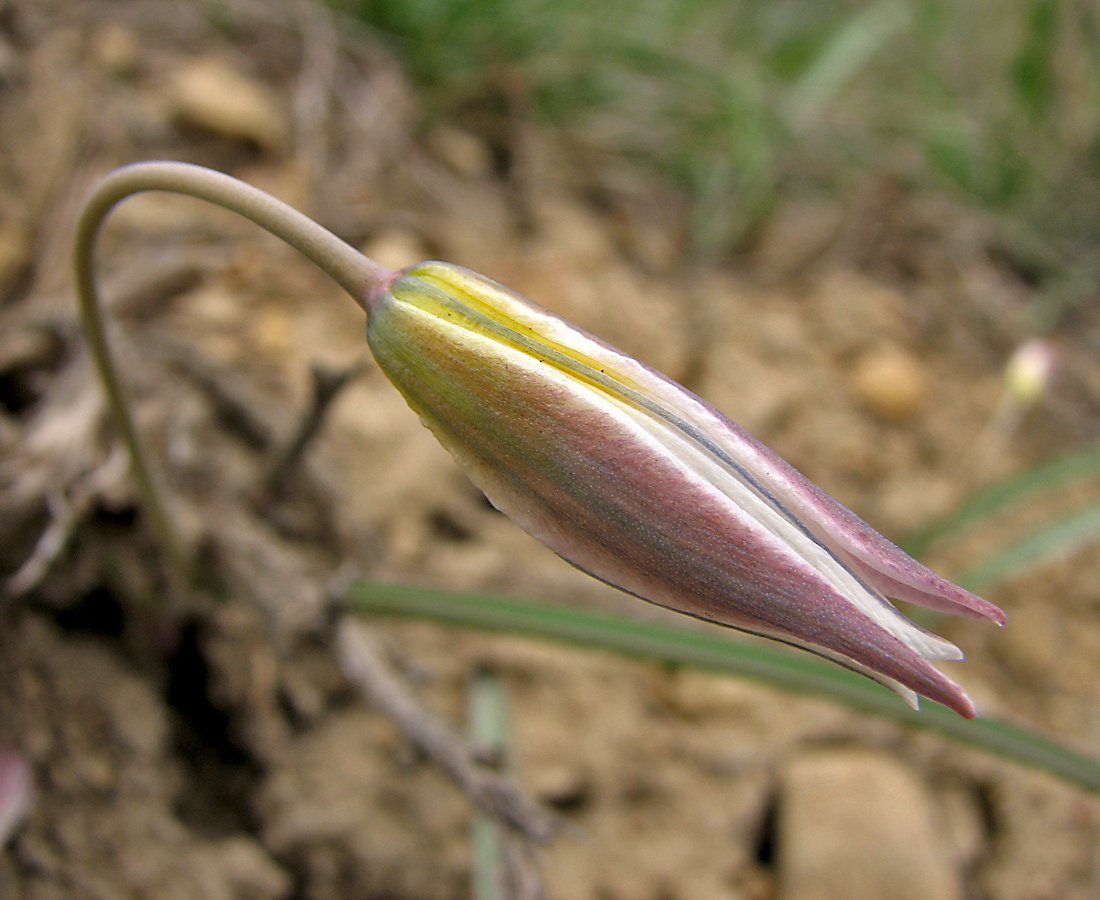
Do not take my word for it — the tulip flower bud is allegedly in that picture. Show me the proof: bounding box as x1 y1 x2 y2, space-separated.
1004 339 1056 408
366 261 1003 718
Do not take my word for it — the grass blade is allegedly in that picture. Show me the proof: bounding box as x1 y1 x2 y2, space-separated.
956 501 1100 592
784 0 908 130
347 580 1100 795
900 442 1100 558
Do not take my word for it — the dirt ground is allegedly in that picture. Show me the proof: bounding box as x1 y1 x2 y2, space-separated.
2 1 1100 898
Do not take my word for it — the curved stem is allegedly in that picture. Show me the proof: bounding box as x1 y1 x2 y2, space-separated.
73 161 396 583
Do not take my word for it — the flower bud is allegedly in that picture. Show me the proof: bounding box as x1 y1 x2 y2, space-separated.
1005 339 1056 408
366 261 1004 717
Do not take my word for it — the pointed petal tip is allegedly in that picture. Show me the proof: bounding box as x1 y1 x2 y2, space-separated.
938 681 978 719
959 594 1005 626
955 696 978 719
885 663 977 718
960 589 1006 626
841 548 1006 626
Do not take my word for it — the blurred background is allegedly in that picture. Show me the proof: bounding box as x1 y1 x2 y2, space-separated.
1 0 1099 898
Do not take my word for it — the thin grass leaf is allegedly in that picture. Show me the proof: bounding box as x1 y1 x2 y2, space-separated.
901 442 1100 559
784 0 908 130
956 501 1100 592
347 580 1100 795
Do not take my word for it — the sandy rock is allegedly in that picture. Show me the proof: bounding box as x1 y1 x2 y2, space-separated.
167 57 288 152
0 615 296 900
777 749 961 900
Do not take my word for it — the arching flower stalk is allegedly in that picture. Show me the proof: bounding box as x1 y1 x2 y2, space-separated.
74 162 1003 718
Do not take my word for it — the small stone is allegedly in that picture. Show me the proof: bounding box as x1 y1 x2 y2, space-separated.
533 198 617 270
254 307 295 358
0 223 30 294
361 227 428 271
939 783 988 868
0 35 20 86
850 345 927 422
76 753 113 789
777 749 961 900
92 23 141 78
279 668 327 725
214 836 291 900
811 269 905 355
167 58 288 152
993 602 1062 686
530 763 590 811
425 125 494 178
662 669 762 719
755 198 843 280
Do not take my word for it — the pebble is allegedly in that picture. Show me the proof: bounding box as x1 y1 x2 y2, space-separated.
661 669 763 719
850 345 927 422
91 23 141 78
754 198 843 280
167 57 288 152
777 749 961 900
361 227 428 271
529 762 590 811
992 602 1062 687
425 125 494 178
533 197 618 270
213 835 292 900
0 223 30 294
811 269 904 355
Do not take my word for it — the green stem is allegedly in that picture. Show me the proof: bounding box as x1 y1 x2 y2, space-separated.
469 669 509 900
73 161 394 582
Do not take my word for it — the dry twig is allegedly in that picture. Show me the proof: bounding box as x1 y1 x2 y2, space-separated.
261 358 365 494
335 617 555 843
5 446 129 597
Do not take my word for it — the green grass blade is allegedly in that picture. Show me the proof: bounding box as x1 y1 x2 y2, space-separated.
346 580 1100 795
956 501 1100 592
785 0 908 129
900 443 1100 558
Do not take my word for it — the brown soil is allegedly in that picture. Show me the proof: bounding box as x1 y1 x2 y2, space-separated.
2 2 1099 899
